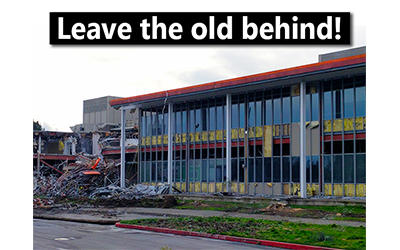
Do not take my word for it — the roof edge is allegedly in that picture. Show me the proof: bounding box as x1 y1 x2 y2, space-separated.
110 53 366 108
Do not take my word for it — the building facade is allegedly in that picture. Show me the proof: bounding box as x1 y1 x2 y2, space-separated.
110 47 366 197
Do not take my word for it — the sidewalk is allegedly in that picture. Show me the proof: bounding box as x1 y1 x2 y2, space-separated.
33 206 366 227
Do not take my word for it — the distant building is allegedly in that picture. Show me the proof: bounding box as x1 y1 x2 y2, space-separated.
70 96 138 132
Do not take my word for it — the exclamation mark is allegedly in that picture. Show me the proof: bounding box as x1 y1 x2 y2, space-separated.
335 17 341 40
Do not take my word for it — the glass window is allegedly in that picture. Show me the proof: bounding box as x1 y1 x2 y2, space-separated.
344 155 354 183
140 162 145 182
216 159 223 182
182 110 187 133
146 162 151 182
181 161 186 182
273 157 281 182
323 155 331 183
209 159 215 182
231 159 238 181
265 99 272 125
188 160 194 182
163 162 168 182
333 90 342 119
311 93 319 121
248 158 254 182
273 99 281 125
195 159 201 182
216 105 223 130
248 101 255 127
282 157 290 182
323 90 332 120
152 113 158 136
333 155 342 183
306 156 311 183
344 87 354 118
195 107 201 131
201 159 208 182
312 156 319 183
255 100 262 126
264 157 271 182
256 158 262 182
176 111 181 134
356 154 366 183
282 96 290 124
174 161 180 182
239 102 245 128
189 108 195 133
355 86 366 117
163 112 168 135
146 113 151 137
292 156 300 182
291 96 300 123
209 106 215 131
239 158 245 182
306 94 310 122
232 103 238 128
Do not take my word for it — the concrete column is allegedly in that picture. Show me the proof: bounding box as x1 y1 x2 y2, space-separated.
167 102 173 193
300 81 307 198
120 108 126 188
226 93 232 192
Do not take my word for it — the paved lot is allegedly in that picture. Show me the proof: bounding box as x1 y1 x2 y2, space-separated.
34 219 284 250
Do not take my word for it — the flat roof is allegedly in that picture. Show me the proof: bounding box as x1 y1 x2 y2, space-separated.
110 53 366 109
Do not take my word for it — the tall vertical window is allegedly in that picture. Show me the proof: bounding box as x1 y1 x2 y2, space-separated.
332 80 342 119
248 93 255 128
311 93 319 121
182 109 187 134
344 80 354 119
216 105 223 130
195 105 202 131
292 95 300 123
232 99 239 128
323 83 332 120
176 110 181 134
189 107 195 133
282 87 290 124
355 82 366 117
239 95 245 128
209 104 216 131
265 90 272 125
273 88 281 125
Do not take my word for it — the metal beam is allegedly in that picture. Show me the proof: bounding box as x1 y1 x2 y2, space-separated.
167 102 173 193
226 93 232 192
300 81 307 198
120 109 126 188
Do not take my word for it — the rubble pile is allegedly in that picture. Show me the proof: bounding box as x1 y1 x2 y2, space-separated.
33 154 171 202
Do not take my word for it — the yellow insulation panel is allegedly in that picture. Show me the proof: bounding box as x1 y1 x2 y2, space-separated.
239 183 245 194
209 131 215 141
202 131 208 142
216 130 223 140
356 184 366 197
216 183 223 192
324 184 332 196
333 184 343 196
249 127 255 137
195 183 201 192
181 133 186 143
344 184 355 197
208 183 215 193
201 183 208 193
231 182 238 193
332 119 343 132
344 118 354 131
195 132 201 142
163 135 168 144
263 125 272 157
324 120 331 133
239 128 245 139
157 135 162 145
146 137 151 146
231 129 238 140
255 126 263 138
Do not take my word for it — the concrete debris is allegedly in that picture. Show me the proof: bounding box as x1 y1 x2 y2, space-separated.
265 202 288 211
33 155 171 199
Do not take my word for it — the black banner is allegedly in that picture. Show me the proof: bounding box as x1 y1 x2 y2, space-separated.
50 12 351 45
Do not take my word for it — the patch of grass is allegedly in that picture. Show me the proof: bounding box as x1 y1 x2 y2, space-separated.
121 217 366 250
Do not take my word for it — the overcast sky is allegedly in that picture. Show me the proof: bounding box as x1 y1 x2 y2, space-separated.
31 0 367 132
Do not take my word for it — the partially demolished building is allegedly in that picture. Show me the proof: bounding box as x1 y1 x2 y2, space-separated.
110 47 366 197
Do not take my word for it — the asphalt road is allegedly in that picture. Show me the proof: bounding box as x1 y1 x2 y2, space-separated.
34 219 285 250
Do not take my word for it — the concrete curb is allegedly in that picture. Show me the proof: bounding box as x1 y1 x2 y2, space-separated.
33 213 119 225
115 222 340 250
